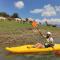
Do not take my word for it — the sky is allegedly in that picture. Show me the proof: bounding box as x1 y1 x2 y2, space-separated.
0 0 60 24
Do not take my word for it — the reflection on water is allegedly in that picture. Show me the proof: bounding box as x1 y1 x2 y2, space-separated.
5 54 54 60
0 48 60 60
2 53 60 60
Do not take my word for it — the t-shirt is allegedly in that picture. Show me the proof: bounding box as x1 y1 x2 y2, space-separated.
42 35 54 44
46 37 54 44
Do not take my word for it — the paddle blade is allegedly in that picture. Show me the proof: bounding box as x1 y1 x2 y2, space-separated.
32 21 37 28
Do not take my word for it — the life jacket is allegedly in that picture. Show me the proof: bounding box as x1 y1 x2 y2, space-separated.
46 37 54 44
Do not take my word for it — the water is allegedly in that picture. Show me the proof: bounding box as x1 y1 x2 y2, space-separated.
0 38 60 60
0 50 60 60
0 49 58 60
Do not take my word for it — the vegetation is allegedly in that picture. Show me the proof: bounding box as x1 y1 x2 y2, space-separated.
0 12 59 47
0 12 20 18
0 21 60 47
0 12 9 17
11 13 20 18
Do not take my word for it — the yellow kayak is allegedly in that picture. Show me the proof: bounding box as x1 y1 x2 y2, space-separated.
5 44 60 54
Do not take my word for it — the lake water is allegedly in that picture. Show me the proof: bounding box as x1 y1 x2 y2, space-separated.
0 49 60 60
0 38 60 60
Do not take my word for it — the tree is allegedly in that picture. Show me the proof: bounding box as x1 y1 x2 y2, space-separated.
26 18 28 22
11 13 19 18
0 12 9 17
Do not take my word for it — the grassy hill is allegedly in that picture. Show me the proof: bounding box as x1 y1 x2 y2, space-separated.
0 21 60 47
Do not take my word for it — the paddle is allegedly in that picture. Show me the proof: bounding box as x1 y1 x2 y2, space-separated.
32 20 38 28
32 20 45 38
32 20 41 34
32 21 59 55
32 21 55 48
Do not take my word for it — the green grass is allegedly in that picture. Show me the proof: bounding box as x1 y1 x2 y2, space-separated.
0 21 60 47
0 21 32 32
39 25 60 32
0 21 60 35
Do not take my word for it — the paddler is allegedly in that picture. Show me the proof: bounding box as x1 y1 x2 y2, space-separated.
32 20 54 48
33 31 54 48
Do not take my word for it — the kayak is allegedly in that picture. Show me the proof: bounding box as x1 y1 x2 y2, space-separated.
5 44 60 54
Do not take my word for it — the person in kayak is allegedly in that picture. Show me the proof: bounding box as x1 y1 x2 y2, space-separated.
33 31 54 48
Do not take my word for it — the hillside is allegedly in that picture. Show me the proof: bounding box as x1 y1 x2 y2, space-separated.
0 21 60 47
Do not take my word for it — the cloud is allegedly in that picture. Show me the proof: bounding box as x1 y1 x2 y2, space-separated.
40 18 60 25
14 1 24 9
41 4 56 16
30 9 43 13
35 19 41 23
34 18 60 25
55 6 60 12
47 19 60 25
30 4 60 17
